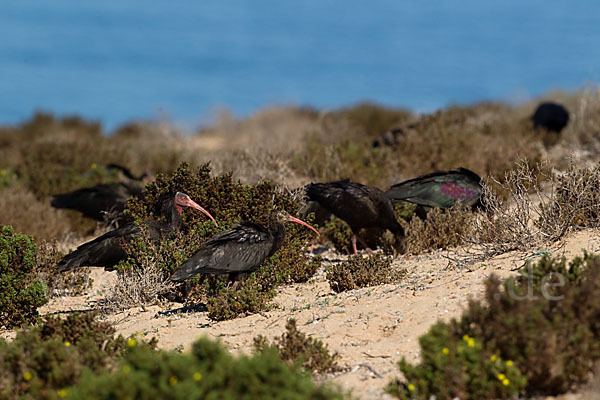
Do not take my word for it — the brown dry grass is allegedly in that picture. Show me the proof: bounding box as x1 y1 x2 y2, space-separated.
0 185 77 241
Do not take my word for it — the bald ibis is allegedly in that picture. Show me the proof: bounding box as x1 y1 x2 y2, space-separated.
57 192 217 272
386 168 483 210
305 180 404 254
51 181 144 224
531 102 569 133
531 102 569 147
50 164 152 225
170 210 318 283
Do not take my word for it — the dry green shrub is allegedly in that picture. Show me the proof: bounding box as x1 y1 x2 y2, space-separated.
538 162 600 233
326 102 414 139
214 148 302 187
0 312 155 400
68 336 344 400
118 163 320 320
564 86 600 156
454 253 600 395
34 240 91 298
0 226 47 328
404 204 475 254
254 318 341 374
387 324 527 400
388 252 600 398
198 106 322 153
326 253 405 293
291 136 398 186
467 161 600 260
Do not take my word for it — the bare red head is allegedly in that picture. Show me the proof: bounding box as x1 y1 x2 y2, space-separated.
175 192 218 227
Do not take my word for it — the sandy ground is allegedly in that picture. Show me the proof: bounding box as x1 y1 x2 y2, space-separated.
12 229 600 399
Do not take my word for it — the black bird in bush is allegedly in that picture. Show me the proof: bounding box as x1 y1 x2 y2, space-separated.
57 192 217 272
531 102 570 133
530 102 569 147
304 180 404 254
51 181 144 224
50 164 151 225
386 168 483 210
170 210 319 283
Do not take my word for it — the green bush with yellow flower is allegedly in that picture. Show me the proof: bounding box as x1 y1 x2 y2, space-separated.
387 323 526 399
1 313 343 400
388 252 600 399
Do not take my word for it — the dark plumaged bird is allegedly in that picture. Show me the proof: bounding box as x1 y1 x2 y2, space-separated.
57 192 217 272
531 102 570 133
51 181 144 224
386 168 483 210
170 210 319 283
51 164 151 225
305 180 404 254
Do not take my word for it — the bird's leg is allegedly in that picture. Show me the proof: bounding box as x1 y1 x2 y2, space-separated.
229 272 250 290
352 234 374 254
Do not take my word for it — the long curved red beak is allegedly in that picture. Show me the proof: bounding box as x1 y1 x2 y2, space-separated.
288 215 319 236
179 196 218 227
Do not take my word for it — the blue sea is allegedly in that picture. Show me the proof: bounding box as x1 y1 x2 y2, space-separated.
1 1 599 131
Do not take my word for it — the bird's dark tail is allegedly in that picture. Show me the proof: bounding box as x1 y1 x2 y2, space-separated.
56 240 122 272
385 182 422 201
170 260 198 282
56 248 89 272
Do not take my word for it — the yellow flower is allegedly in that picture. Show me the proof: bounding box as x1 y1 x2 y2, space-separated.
64 341 71 347
169 375 178 385
490 355 497 362
127 338 137 347
407 383 415 391
497 373 506 381
23 371 32 381
467 338 475 348
442 347 449 355
193 372 202 381
462 334 470 342
502 378 510 386
91 163 97 169
58 389 68 398
122 365 131 374
506 360 513 367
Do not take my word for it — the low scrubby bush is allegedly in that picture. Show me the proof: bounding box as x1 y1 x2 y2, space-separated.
0 313 152 399
387 324 526 399
34 240 91 298
387 252 600 398
404 204 475 254
0 226 47 328
254 318 341 374
326 253 405 293
66 337 344 399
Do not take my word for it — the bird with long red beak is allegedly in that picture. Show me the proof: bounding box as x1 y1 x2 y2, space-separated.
57 192 217 272
170 209 318 283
